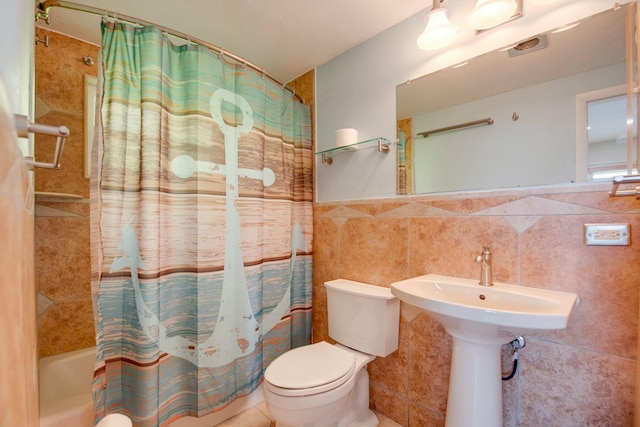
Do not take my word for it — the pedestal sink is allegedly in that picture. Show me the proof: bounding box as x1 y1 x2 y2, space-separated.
390 274 578 427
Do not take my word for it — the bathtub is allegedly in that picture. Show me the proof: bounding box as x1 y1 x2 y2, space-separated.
38 346 265 427
39 347 95 427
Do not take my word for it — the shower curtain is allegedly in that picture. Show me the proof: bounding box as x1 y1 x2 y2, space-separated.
90 21 313 427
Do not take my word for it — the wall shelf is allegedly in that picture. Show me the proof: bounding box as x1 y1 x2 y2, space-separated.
35 191 83 200
316 137 393 164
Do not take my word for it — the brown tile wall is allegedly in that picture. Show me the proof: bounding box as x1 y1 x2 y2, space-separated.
35 28 98 357
0 83 38 425
287 69 315 120
287 69 315 201
313 188 640 426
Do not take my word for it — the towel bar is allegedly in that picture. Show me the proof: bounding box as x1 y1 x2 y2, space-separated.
609 175 640 197
15 115 69 170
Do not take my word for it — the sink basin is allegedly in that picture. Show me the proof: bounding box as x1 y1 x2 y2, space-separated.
390 274 578 339
390 274 578 427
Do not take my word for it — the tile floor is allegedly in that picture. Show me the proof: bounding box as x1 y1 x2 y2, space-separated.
218 402 402 426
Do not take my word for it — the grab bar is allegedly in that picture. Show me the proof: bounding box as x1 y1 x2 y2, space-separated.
418 117 494 138
609 175 640 197
15 115 69 170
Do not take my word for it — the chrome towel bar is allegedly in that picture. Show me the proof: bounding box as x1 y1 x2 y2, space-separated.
418 117 494 138
15 114 69 170
609 175 640 198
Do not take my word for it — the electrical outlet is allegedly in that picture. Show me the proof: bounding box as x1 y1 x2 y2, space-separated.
584 223 630 246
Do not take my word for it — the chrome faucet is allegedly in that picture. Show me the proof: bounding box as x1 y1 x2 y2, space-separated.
474 245 493 286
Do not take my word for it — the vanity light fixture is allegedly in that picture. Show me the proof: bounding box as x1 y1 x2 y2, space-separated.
417 0 459 51
418 0 523 51
468 0 519 30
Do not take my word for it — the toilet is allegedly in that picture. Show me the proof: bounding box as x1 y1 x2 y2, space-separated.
95 414 132 427
263 279 400 427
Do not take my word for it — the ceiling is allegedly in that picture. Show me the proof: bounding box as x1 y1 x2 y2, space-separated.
36 0 429 83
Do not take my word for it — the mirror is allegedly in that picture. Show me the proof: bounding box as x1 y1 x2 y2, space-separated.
397 6 636 195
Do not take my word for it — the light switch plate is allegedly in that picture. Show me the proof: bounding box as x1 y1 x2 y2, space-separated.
584 223 630 246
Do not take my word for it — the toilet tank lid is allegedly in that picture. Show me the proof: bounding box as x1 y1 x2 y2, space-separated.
324 279 394 300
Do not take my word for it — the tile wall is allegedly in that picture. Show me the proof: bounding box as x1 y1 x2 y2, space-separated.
35 28 98 357
0 80 38 425
312 187 640 426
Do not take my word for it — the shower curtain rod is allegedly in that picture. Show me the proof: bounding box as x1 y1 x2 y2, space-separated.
36 0 304 103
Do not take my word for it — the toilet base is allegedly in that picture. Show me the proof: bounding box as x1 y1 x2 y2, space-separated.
342 408 378 427
335 369 377 427
266 356 377 427
271 406 378 427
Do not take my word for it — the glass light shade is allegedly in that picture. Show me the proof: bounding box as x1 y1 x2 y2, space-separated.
467 0 518 30
417 8 459 51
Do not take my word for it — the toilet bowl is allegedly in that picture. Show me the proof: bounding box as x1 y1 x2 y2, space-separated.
264 342 376 427
95 413 132 427
263 279 400 427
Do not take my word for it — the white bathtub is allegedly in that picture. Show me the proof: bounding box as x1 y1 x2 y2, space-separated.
38 346 265 427
39 347 95 427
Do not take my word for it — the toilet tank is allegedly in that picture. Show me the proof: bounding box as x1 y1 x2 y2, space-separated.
324 279 400 357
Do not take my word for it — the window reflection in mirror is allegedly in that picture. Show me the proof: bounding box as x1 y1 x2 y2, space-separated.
586 93 638 180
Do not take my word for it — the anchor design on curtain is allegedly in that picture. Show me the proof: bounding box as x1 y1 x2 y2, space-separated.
109 89 306 368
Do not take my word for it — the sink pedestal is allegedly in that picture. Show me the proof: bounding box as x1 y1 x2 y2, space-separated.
390 274 578 427
445 337 504 427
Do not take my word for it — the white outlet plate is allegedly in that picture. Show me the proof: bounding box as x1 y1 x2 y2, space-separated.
584 223 630 246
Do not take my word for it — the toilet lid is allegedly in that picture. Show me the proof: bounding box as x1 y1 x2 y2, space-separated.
265 341 355 391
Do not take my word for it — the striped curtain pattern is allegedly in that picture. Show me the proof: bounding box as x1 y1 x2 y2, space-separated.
90 21 313 427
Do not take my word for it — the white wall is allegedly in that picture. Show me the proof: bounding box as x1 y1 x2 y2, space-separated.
0 0 34 154
316 0 632 202
413 64 625 193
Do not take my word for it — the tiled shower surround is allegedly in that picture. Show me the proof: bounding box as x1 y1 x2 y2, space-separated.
312 189 640 426
35 28 98 357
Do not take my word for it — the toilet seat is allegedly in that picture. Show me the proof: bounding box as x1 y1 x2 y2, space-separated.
265 341 356 397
